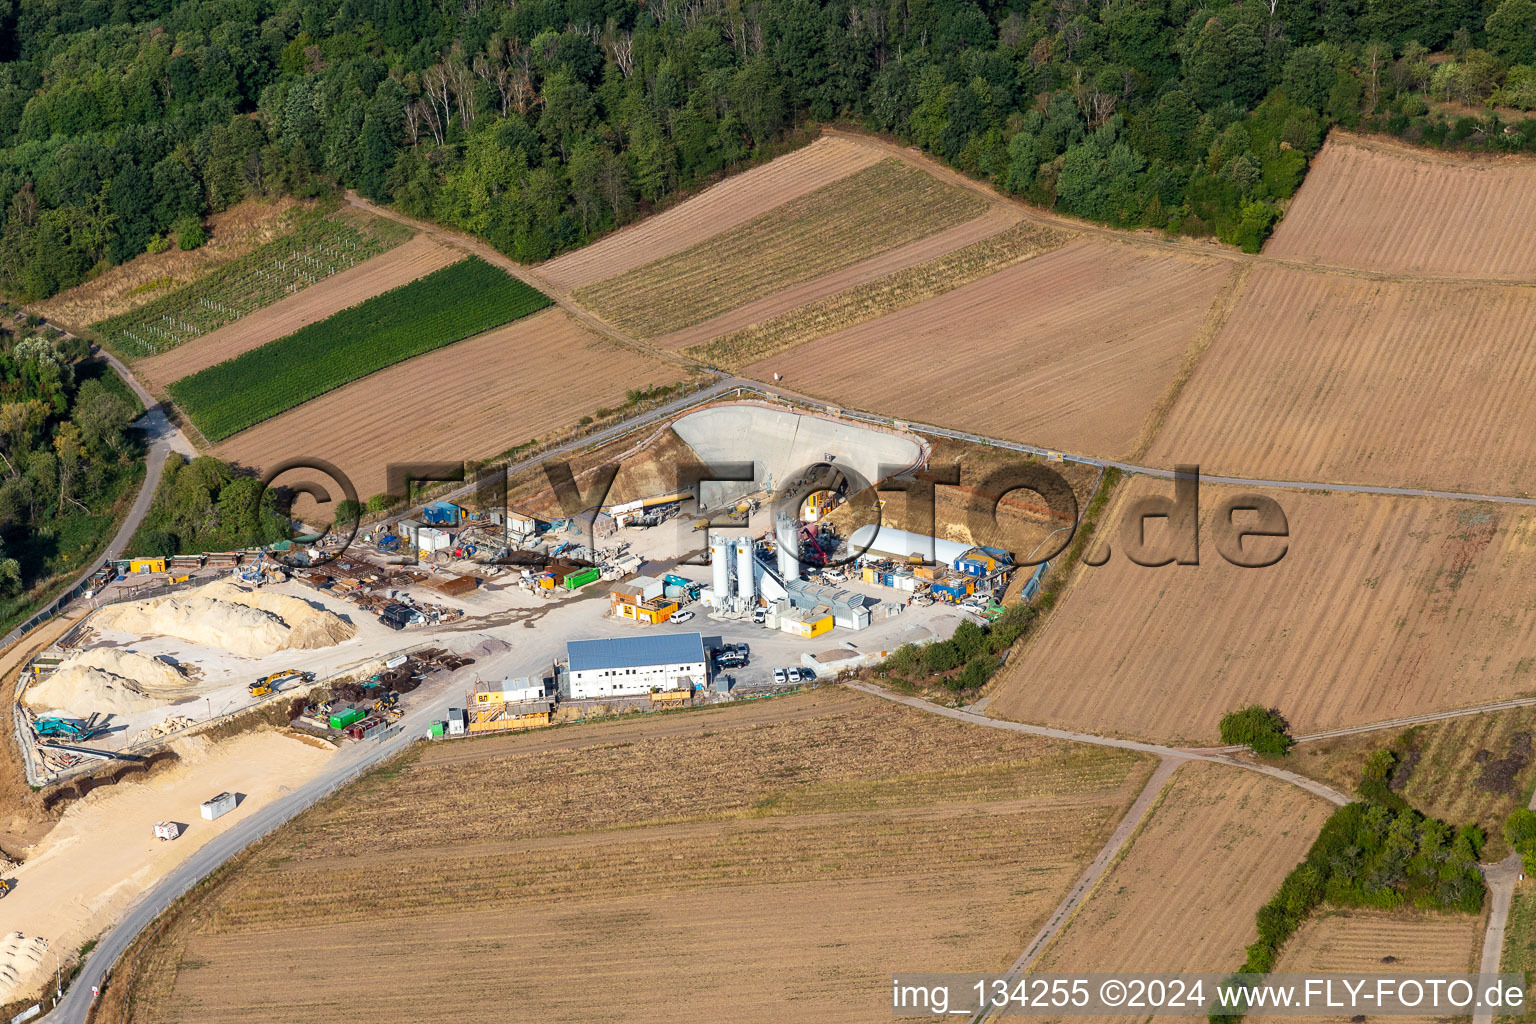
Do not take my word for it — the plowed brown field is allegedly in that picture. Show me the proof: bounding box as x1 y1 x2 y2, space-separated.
538 135 883 290
1266 134 1536 278
109 689 1156 1024
1032 760 1330 1023
212 307 679 499
135 235 463 390
745 238 1234 457
1148 265 1536 495
989 479 1536 744
1250 908 1482 1024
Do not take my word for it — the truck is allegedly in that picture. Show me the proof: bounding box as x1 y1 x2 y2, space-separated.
153 821 181 841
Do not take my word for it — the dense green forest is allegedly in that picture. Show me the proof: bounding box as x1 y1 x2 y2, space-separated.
0 311 142 629
1 0 1533 298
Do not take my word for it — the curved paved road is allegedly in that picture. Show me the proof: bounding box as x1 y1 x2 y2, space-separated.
49 671 466 1022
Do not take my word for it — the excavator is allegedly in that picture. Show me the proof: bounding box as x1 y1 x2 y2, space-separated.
248 669 315 697
0 880 12 899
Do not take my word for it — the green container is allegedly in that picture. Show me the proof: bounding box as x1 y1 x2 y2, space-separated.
329 707 366 730
562 566 600 590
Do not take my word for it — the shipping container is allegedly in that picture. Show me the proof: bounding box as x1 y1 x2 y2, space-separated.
200 791 236 821
562 566 600 591
428 721 446 738
329 707 366 730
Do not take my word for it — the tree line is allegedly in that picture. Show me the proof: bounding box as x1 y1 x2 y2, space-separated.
0 311 140 626
2 0 1533 302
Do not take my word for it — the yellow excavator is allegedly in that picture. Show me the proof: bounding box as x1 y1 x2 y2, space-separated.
248 669 315 697
0 880 13 899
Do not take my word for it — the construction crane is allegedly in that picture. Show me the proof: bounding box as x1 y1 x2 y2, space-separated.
248 668 314 697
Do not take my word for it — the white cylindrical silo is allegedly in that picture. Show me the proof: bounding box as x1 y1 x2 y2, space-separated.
775 515 799 580
736 538 756 604
710 534 731 602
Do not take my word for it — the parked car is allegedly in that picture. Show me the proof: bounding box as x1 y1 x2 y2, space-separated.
786 667 804 683
752 608 767 624
669 610 695 623
773 667 788 684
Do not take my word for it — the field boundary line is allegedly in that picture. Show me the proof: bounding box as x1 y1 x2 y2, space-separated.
973 756 1182 1023
1129 261 1254 463
736 378 1536 505
341 193 698 373
843 682 1348 805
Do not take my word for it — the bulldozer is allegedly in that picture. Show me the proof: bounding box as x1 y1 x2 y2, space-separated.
248 668 315 697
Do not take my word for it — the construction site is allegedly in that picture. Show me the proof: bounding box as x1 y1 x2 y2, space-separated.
0 397 1056 1012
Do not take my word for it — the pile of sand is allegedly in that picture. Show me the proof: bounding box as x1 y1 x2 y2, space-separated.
0 933 48 993
23 649 194 716
93 582 354 658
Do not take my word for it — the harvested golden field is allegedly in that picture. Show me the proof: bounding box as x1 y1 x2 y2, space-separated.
30 199 303 327
683 218 1069 367
746 238 1235 458
109 689 1156 1024
134 235 462 390
572 159 989 337
1266 133 1536 278
655 205 1030 351
1148 264 1536 495
1289 708 1536 857
989 479 1536 744
1250 908 1483 1024
1033 761 1329 995
539 135 883 290
212 307 680 500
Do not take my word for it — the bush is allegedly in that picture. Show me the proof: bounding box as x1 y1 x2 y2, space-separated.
145 234 171 254
1232 802 1485 989
174 217 207 250
1219 705 1294 756
333 499 363 526
922 640 962 674
1357 749 1407 808
364 493 398 514
1506 809 1536 872
959 653 1000 690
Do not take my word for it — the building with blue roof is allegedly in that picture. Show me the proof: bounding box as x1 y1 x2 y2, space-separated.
566 632 709 699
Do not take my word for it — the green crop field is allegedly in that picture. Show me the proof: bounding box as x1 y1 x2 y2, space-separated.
167 258 550 442
95 210 414 357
